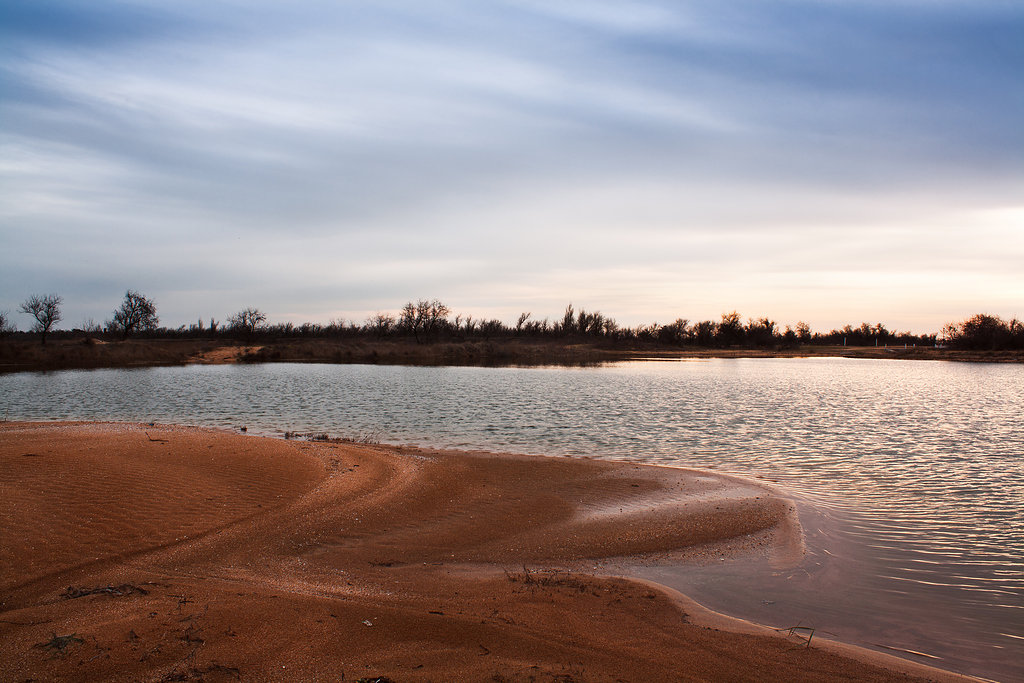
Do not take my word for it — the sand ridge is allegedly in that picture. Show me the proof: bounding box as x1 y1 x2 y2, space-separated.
0 422 966 681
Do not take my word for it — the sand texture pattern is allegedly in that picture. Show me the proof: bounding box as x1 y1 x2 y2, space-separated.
0 423 959 682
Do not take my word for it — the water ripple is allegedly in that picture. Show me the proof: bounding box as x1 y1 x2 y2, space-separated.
2 358 1022 665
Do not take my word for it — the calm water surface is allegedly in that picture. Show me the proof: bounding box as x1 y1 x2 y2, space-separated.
2 358 1021 679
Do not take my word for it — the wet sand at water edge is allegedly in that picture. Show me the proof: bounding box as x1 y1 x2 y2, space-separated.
0 422 979 682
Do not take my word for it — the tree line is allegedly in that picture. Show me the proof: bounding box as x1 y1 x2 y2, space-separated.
2 292 1021 350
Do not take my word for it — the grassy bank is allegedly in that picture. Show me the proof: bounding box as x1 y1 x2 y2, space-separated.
0 338 220 373
2 336 1021 374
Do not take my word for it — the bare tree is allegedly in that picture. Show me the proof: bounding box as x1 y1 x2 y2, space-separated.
657 318 688 345
112 290 158 340
399 302 420 341
80 318 103 335
942 313 1019 350
560 304 575 335
716 311 744 346
576 309 606 336
366 312 395 337
399 299 450 342
692 319 716 346
423 299 450 338
745 317 776 347
782 325 798 346
0 310 14 337
20 294 63 345
228 307 267 336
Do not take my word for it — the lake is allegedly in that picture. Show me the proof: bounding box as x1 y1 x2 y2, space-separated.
2 358 1021 680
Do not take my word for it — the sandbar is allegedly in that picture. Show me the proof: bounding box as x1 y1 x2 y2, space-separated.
0 422 978 681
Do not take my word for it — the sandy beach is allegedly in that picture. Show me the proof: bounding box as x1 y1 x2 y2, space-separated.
0 423 977 682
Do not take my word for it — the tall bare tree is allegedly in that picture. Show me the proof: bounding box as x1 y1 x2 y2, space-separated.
422 299 450 338
398 299 449 342
20 294 63 345
228 308 267 336
112 290 158 339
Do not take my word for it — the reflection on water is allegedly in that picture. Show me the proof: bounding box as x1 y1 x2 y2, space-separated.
2 358 1022 679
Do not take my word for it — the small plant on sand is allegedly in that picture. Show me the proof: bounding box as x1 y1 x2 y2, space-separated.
34 632 84 658
504 566 590 593
777 624 816 649
63 583 151 599
282 428 384 445
161 663 241 682
339 427 384 445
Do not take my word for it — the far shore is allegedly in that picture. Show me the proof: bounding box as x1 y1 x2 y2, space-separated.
2 336 1021 374
0 422 982 682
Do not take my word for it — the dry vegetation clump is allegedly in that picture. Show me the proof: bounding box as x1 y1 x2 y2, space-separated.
282 427 384 444
33 633 84 659
504 567 596 594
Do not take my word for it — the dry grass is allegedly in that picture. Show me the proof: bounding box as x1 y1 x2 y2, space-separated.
0 338 219 373
235 338 616 366
3 337 1021 374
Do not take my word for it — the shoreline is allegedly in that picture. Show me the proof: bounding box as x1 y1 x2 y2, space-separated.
1 422 985 681
627 580 990 683
2 337 1021 375
627 494 1015 683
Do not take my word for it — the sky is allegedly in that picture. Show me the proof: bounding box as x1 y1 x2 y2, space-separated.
2 0 1022 335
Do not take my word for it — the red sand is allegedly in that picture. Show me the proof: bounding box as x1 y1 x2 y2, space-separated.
0 422 974 681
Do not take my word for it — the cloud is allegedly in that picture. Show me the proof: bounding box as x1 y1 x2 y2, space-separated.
1 0 1021 332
